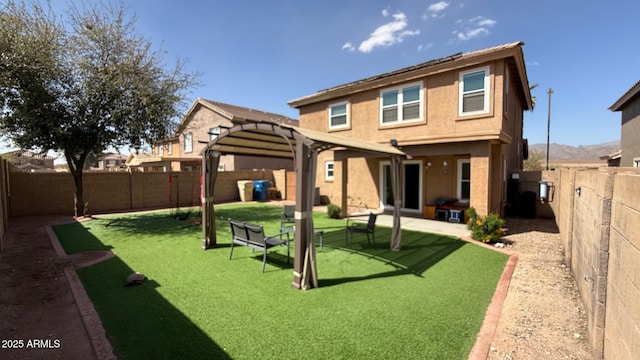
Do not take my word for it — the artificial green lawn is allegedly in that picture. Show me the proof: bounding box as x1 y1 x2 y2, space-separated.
54 203 508 359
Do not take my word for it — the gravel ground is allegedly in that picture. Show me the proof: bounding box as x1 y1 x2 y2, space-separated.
486 217 592 360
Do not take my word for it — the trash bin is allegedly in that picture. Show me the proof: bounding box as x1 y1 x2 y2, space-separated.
519 191 536 218
253 180 270 201
237 180 254 202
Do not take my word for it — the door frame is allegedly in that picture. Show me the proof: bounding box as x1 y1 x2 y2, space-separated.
379 159 423 212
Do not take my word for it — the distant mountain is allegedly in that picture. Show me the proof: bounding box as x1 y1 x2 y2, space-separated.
529 140 620 160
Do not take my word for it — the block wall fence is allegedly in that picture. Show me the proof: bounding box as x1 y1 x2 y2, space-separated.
542 167 640 360
7 168 287 217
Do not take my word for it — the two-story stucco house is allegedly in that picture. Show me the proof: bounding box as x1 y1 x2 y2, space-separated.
288 42 532 217
127 98 298 172
609 80 640 167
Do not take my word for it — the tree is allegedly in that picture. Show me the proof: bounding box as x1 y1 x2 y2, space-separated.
524 150 544 171
0 1 198 216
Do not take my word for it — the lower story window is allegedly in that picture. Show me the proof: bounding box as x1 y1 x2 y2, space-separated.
325 161 334 181
457 159 471 202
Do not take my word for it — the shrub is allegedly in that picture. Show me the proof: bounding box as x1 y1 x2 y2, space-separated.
465 207 506 243
327 204 342 219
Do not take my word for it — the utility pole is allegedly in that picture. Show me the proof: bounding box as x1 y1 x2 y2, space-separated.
546 88 553 170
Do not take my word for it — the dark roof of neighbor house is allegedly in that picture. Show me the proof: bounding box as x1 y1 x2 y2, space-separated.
175 98 298 134
609 80 640 111
288 41 532 110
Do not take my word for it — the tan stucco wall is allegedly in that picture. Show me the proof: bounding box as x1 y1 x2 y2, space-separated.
298 58 526 216
619 96 640 167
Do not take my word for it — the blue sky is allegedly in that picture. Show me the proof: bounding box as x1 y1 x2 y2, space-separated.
17 0 640 150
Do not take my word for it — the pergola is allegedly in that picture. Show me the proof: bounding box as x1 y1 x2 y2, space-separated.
200 121 410 290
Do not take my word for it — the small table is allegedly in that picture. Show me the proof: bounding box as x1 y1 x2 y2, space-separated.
280 227 325 250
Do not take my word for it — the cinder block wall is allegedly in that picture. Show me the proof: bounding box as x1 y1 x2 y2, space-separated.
572 169 614 358
604 171 640 360
8 169 277 216
543 167 640 359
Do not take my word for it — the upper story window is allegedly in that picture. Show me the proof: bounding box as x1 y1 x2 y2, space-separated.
459 66 490 116
209 127 221 141
166 143 172 155
380 82 422 125
329 101 349 129
157 144 164 157
184 133 193 153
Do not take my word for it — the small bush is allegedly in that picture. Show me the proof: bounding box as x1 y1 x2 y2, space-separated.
327 204 342 219
466 207 505 243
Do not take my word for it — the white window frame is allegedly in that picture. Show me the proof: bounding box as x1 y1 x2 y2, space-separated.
328 101 349 129
157 144 164 157
209 127 221 141
380 81 423 126
457 159 471 203
166 143 172 155
459 66 490 116
325 161 334 181
634 157 640 168
184 133 193 153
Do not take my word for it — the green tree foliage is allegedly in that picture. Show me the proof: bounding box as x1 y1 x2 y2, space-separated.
0 1 198 216
524 150 545 171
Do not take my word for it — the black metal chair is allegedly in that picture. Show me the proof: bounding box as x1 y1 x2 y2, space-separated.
345 212 377 248
280 205 295 228
229 220 289 272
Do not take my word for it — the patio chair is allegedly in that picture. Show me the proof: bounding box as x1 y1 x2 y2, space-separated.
345 212 377 248
229 219 289 272
280 205 295 228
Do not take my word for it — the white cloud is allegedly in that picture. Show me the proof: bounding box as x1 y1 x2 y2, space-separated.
342 42 355 51
418 43 435 52
478 18 496 27
453 16 496 41
382 9 390 17
428 1 449 13
423 1 449 19
455 28 488 40
358 12 420 53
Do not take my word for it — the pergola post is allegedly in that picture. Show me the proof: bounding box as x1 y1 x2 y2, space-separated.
390 155 403 251
201 150 220 249
291 140 318 289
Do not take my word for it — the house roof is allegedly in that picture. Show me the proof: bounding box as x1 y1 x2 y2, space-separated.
125 153 161 167
98 153 128 161
609 80 640 111
288 41 532 110
175 98 298 134
599 149 622 161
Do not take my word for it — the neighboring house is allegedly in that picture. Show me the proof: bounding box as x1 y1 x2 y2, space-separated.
599 149 621 167
1 150 56 171
609 80 640 167
94 153 128 171
127 98 298 172
288 42 532 216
